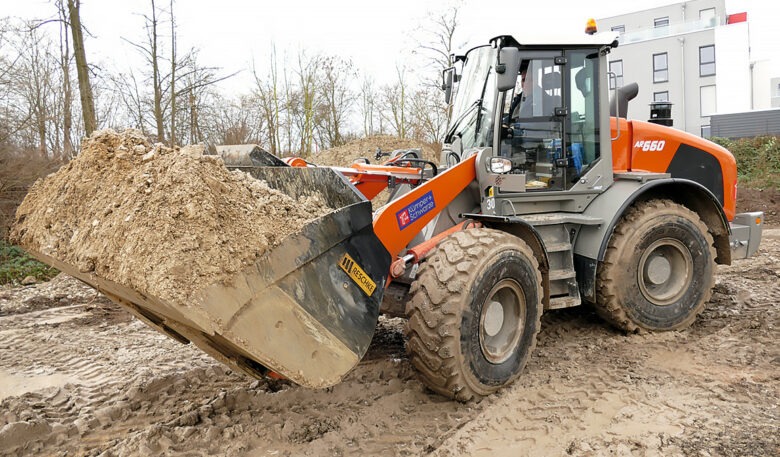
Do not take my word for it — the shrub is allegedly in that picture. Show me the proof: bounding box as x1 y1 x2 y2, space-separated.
711 136 780 189
0 241 59 285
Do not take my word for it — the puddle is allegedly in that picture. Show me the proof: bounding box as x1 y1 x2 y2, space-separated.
0 369 73 401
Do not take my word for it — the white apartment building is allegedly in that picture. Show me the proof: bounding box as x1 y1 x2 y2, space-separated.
597 0 753 137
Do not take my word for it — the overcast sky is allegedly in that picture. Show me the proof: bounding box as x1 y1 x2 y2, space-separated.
5 0 779 89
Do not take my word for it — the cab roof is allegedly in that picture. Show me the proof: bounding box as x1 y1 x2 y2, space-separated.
490 32 619 49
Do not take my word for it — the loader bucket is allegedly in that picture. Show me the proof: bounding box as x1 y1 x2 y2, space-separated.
24 166 392 388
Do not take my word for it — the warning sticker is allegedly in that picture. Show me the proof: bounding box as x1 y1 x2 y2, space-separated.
396 191 436 230
339 254 376 296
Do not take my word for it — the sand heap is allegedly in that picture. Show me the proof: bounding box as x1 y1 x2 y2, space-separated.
11 129 332 304
312 135 439 167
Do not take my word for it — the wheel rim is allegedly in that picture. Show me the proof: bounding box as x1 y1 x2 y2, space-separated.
479 279 526 364
637 238 693 306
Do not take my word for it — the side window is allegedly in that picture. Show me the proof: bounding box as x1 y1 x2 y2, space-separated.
499 57 565 191
566 49 601 188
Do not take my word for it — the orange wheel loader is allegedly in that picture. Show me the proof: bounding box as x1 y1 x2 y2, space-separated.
17 32 764 401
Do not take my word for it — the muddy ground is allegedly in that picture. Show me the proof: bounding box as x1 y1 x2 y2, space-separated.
1 228 778 456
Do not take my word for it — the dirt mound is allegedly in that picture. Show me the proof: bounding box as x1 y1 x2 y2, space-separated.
737 186 780 226
10 129 332 305
312 135 439 167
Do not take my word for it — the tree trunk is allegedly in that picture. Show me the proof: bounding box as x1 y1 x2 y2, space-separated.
59 1 73 159
169 0 176 146
67 0 96 136
151 0 164 143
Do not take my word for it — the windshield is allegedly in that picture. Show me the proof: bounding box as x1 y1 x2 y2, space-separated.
446 46 496 149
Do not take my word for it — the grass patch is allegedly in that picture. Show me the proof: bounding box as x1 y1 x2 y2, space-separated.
0 241 58 285
711 136 780 189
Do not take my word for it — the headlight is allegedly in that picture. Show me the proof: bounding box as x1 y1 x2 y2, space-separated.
489 157 512 174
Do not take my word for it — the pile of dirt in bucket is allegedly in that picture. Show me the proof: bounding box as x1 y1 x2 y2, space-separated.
11 129 332 304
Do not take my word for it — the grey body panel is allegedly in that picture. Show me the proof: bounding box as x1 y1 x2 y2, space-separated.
573 176 732 303
729 212 764 258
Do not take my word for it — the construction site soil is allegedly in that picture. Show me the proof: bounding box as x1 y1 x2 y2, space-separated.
1 132 777 456
0 236 777 455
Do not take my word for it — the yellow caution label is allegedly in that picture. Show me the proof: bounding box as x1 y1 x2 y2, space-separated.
339 254 376 297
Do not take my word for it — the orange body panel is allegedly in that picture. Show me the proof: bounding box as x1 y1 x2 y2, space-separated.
610 117 632 173
372 155 477 257
610 118 737 221
331 163 428 200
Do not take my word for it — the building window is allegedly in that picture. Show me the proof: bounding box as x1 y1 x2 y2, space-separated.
654 91 669 102
700 8 716 21
653 53 668 83
776 82 780 97
609 60 624 89
701 125 711 138
700 85 717 117
654 17 669 27
700 45 715 76
611 25 625 33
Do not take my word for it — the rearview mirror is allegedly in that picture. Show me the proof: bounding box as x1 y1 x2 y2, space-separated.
496 47 521 91
442 67 455 104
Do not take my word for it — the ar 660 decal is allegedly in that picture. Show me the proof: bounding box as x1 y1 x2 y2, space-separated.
634 140 667 152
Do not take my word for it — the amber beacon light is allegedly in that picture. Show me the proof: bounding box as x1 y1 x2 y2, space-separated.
585 18 598 34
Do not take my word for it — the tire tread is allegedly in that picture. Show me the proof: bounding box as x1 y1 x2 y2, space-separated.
405 228 543 402
595 199 716 332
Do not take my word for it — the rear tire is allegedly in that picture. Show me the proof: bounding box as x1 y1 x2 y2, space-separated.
405 228 543 402
596 199 716 332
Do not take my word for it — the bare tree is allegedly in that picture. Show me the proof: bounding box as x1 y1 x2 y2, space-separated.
149 0 164 141
66 0 96 135
253 45 282 154
409 85 448 143
0 19 30 147
315 55 355 148
175 58 230 145
206 93 264 145
359 75 378 137
168 0 177 145
13 24 58 157
414 5 460 74
107 69 146 131
56 1 73 158
289 50 319 156
412 3 462 132
380 65 410 139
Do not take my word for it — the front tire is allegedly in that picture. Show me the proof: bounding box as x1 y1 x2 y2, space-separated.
596 199 716 332
405 228 543 402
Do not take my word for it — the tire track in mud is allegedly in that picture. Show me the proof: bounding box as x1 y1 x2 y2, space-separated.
0 301 229 456
1 307 477 457
426 310 690 456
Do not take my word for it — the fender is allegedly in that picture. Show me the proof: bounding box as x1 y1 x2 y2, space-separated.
573 177 730 303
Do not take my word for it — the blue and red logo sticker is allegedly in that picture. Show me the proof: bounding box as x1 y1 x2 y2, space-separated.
396 191 436 230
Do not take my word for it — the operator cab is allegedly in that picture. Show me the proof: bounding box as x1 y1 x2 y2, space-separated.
498 49 600 191
443 33 618 195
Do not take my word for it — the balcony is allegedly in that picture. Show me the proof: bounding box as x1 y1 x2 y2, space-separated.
618 16 720 44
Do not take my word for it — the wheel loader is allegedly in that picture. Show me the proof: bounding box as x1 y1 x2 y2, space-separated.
15 31 763 402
